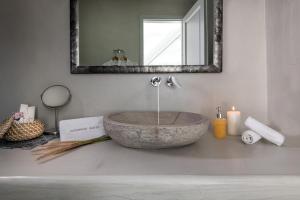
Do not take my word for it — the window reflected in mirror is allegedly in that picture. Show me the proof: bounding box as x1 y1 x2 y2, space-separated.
142 19 182 65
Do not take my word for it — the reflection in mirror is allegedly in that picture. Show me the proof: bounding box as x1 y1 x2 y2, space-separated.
142 19 182 65
79 0 212 66
70 0 222 73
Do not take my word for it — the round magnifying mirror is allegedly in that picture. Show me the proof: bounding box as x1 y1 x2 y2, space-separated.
41 85 71 134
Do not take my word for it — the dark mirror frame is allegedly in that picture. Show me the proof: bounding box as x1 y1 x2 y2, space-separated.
70 0 223 74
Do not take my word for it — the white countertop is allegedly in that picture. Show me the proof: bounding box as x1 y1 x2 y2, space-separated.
1 132 300 176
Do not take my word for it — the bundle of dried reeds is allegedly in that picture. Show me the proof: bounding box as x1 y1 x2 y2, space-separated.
32 135 111 163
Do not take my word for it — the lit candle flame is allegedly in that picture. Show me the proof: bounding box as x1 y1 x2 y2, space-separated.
232 106 236 111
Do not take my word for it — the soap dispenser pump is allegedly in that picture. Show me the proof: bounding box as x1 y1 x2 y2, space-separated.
212 106 227 139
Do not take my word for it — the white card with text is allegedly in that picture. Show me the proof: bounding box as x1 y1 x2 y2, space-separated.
59 116 106 142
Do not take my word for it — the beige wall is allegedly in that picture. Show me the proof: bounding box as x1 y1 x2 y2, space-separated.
266 0 300 135
0 0 268 131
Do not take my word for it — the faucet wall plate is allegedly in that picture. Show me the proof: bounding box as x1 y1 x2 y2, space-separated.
150 76 161 87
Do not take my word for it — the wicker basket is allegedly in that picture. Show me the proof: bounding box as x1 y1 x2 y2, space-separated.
4 120 45 142
0 117 14 139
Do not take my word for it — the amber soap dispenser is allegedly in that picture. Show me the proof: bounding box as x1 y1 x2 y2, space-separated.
212 106 227 139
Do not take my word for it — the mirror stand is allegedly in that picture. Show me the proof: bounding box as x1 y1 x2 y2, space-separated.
44 108 60 135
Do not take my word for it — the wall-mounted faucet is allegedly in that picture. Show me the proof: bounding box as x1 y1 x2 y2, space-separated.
150 76 182 88
150 76 161 87
166 76 182 88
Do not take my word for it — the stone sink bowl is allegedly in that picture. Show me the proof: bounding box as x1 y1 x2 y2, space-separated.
103 112 209 149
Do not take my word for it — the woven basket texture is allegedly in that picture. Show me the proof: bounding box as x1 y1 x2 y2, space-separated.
4 120 45 142
0 117 14 139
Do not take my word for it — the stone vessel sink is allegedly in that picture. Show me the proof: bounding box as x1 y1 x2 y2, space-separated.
103 112 209 149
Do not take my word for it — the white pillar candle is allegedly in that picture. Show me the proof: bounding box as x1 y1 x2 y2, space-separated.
227 106 241 136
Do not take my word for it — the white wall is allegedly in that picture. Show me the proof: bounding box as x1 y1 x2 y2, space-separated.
266 0 300 135
0 0 267 131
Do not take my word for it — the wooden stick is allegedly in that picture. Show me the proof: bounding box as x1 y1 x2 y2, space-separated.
32 135 111 162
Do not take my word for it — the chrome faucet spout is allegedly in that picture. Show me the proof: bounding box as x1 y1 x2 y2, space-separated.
166 76 182 88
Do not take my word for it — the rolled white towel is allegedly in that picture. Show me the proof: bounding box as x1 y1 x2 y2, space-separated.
245 117 285 146
241 130 262 144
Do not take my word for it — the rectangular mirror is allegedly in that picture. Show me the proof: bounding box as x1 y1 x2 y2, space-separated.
70 0 222 73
